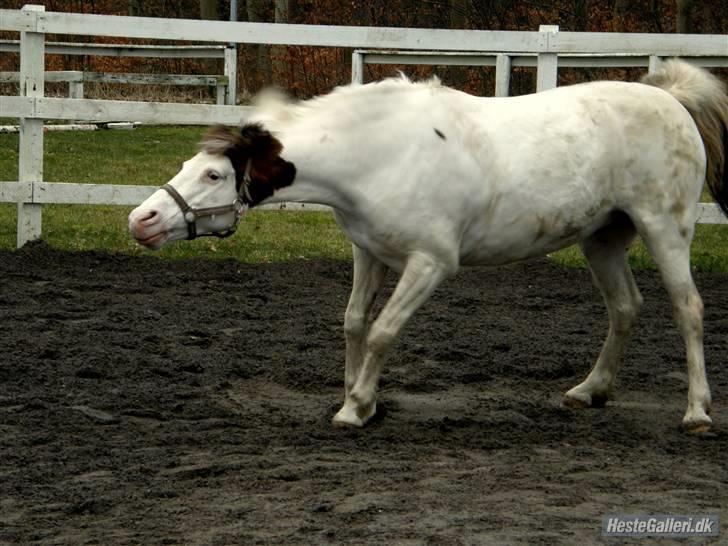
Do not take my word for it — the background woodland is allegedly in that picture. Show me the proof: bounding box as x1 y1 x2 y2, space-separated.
1 1 727 100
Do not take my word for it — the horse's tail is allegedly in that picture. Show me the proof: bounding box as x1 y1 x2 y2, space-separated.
641 59 728 217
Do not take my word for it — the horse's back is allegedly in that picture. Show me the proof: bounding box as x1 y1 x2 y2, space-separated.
450 81 707 265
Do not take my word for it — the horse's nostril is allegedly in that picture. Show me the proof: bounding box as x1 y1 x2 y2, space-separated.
142 210 159 224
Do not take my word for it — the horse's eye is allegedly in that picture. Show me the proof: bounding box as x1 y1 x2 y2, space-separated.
207 170 221 182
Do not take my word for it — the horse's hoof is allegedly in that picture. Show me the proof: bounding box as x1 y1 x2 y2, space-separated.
331 413 364 428
331 401 375 428
562 387 609 409
683 415 712 435
562 395 588 409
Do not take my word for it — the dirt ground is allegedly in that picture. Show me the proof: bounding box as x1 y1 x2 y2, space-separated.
1 242 726 545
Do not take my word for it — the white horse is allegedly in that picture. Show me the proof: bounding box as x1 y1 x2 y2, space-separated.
129 60 727 433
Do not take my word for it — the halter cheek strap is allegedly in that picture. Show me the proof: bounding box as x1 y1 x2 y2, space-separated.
161 183 198 240
161 158 253 241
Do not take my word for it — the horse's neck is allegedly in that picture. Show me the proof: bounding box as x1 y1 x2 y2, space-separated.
263 174 350 209
260 132 361 211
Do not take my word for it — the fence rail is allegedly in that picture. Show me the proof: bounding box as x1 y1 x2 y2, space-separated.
1 70 230 104
0 39 237 105
0 39 229 58
2 8 726 55
1 95 251 125
1 5 727 248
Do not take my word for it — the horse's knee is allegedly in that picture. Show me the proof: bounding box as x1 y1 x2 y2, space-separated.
344 310 367 338
612 294 642 335
366 325 397 355
681 292 703 319
673 291 703 335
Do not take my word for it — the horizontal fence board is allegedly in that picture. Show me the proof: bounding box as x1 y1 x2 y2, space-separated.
83 72 227 86
357 51 728 69
1 96 251 125
258 202 332 212
0 182 33 202
0 70 83 83
0 181 332 211
0 39 227 58
0 182 723 224
0 10 545 52
696 203 728 225
2 10 726 56
1 71 226 86
33 182 157 205
34 97 250 124
0 96 34 117
545 55 728 68
553 32 728 56
0 10 35 32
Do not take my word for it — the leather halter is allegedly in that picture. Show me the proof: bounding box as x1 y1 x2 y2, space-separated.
161 159 253 240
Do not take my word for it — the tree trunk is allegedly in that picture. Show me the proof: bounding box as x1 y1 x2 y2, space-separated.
450 0 467 28
574 0 590 31
676 0 696 33
247 0 272 88
448 0 469 89
613 0 630 31
272 0 290 88
200 0 218 20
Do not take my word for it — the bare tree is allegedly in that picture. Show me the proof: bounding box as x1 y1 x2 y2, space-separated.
573 0 590 31
449 0 469 88
450 0 468 28
613 0 630 31
128 0 141 16
247 0 272 86
200 0 219 20
272 0 290 87
676 0 695 33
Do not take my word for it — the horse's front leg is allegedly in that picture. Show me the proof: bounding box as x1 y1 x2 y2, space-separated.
342 245 388 403
333 252 450 427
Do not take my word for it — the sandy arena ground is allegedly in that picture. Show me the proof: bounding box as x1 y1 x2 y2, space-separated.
1 243 726 544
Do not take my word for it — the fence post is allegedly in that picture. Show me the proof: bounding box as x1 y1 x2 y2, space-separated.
17 4 45 248
68 77 84 99
648 54 661 74
495 54 511 97
224 45 237 105
536 24 558 92
351 50 365 84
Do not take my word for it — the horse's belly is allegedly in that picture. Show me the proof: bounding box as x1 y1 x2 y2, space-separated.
459 233 578 266
459 206 612 266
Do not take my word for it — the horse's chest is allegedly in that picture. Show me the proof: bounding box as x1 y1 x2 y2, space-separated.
333 211 411 271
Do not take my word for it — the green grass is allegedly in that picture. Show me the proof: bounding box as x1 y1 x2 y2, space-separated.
0 203 352 262
1 126 726 269
0 126 203 185
0 126 352 262
549 224 728 273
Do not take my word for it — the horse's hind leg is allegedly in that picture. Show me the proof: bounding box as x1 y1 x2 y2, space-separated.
564 215 642 409
636 217 712 433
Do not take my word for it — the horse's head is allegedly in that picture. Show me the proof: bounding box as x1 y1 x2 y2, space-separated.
128 124 295 249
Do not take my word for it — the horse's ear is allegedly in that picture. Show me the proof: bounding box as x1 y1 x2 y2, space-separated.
240 123 283 161
200 125 244 155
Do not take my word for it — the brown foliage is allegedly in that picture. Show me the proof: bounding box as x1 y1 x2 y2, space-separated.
1 1 726 101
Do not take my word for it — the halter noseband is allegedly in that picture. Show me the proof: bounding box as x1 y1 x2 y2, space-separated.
161 159 253 240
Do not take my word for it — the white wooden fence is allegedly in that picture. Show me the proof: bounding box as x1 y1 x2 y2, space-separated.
0 39 236 104
1 5 727 248
0 70 231 105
